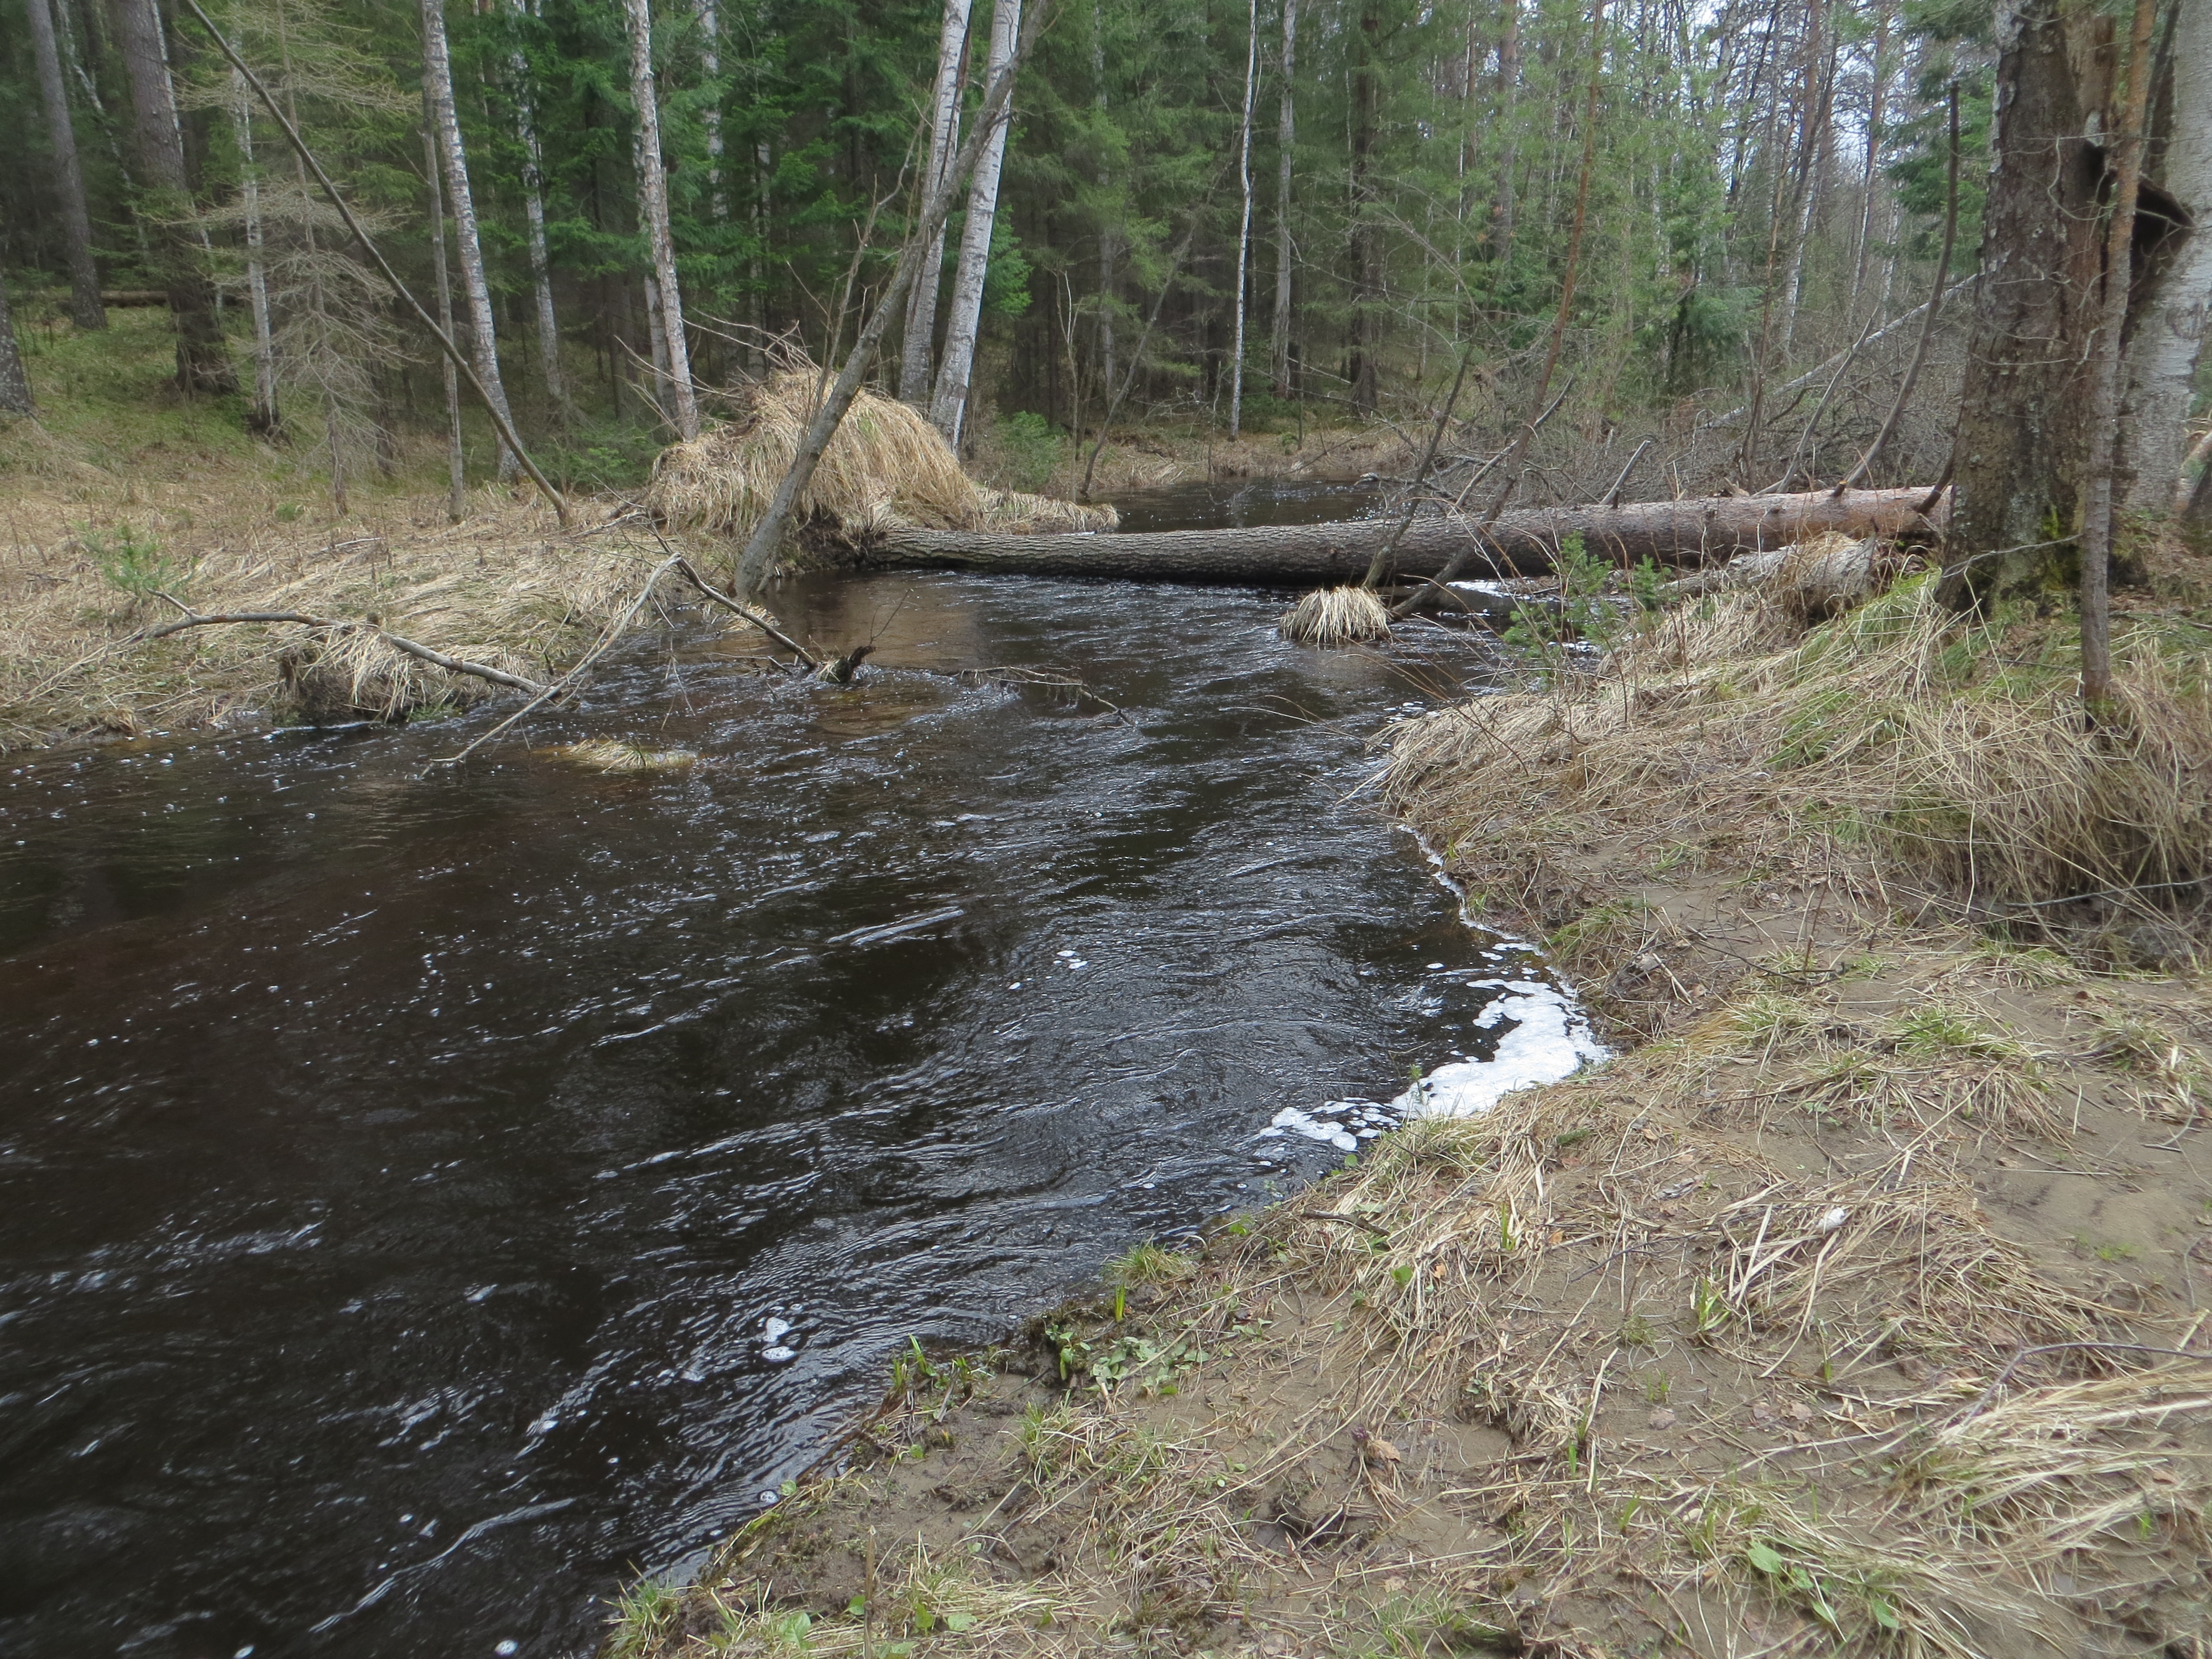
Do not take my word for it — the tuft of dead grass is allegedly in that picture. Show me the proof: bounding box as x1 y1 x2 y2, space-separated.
1381 571 2212 961
646 370 1115 549
1279 583 1392 646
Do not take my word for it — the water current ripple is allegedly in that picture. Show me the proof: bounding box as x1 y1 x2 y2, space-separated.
0 536 1596 1659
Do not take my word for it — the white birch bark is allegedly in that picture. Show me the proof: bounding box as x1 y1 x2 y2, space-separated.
1228 0 1257 437
2118 0 2211 518
230 69 278 434
901 0 973 404
930 0 1021 447
643 272 676 415
502 0 570 420
424 118 465 520
624 0 700 439
695 0 726 223
421 0 519 481
1269 0 1298 396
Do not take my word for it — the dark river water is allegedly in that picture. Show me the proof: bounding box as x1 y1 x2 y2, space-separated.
0 482 1583 1659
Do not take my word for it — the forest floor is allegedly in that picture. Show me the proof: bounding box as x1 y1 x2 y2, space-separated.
0 312 1402 752
614 561 2212 1659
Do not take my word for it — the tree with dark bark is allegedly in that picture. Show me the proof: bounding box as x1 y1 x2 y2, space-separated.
24 0 106 331
1945 0 2199 599
0 259 36 415
106 0 234 393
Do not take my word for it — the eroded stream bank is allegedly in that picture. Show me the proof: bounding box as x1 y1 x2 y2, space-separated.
0 502 1600 1659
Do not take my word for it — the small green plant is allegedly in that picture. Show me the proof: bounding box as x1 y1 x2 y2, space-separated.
1618 1312 1656 1348
80 521 187 601
1691 1275 1729 1339
995 409 1063 493
275 502 305 523
606 1578 681 1657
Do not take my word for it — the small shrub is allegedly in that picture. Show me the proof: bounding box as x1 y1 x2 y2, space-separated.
80 521 187 601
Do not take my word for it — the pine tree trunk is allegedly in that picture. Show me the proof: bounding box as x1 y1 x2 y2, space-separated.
424 118 465 521
106 0 232 393
0 257 35 415
1269 0 1297 397
1228 0 1256 437
1092 0 1113 405
930 0 1020 447
2116 0 2211 520
25 0 105 331
901 0 972 404
503 0 570 422
421 0 518 481
229 70 278 434
623 0 699 439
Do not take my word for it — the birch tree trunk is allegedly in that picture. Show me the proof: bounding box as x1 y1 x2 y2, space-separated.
424 118 465 521
1269 0 1297 397
930 0 1021 447
421 0 519 481
25 0 105 331
694 0 726 223
503 0 570 422
230 69 278 434
107 0 233 393
1228 0 1257 437
623 0 699 439
2116 0 2211 519
0 257 34 415
901 0 972 404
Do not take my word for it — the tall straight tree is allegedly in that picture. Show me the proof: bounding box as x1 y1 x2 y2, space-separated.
901 0 973 404
25 0 106 330
107 0 233 392
421 0 518 481
1269 0 1297 397
623 0 698 439
503 0 570 421
930 0 1021 446
0 256 33 415
1227 0 1257 436
229 66 278 432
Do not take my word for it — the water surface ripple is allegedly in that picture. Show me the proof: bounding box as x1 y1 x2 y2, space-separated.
0 552 1568 1658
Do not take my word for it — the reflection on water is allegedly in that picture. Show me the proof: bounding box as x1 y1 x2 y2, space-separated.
0 489 1572 1659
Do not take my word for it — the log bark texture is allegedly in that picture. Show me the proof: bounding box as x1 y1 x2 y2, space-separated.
858 487 1945 583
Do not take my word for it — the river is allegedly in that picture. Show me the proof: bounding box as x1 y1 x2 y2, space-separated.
0 479 1597 1658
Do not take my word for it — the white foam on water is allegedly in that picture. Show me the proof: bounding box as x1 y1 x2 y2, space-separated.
1392 984 1607 1119
1259 1106 1358 1153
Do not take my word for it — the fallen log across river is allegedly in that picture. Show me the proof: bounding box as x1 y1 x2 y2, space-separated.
858 485 1947 584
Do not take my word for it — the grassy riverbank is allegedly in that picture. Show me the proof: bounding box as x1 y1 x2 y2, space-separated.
611 563 2212 1657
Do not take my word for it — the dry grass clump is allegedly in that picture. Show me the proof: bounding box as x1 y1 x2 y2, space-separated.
0 489 679 746
646 370 1114 549
1279 583 1392 645
1381 570 2212 943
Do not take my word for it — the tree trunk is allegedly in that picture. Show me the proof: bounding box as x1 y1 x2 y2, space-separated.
693 0 725 223
421 0 518 482
25 0 105 331
424 118 465 521
1347 0 1380 414
0 257 35 415
1947 0 2135 595
229 69 277 434
504 0 570 422
107 0 232 393
1227 0 1256 438
901 0 972 404
1092 0 1113 407
1269 0 1297 398
857 487 1947 583
930 0 1020 447
2116 0 2211 520
624 0 699 439
1848 0 1890 322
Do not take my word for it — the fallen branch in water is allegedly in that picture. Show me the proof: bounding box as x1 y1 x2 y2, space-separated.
137 598 550 696
430 552 685 765
664 548 821 669
958 665 1134 724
